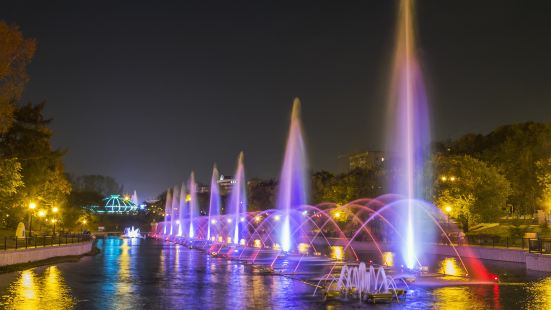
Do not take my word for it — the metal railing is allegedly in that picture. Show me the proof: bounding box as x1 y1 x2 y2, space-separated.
439 235 531 249
1 234 91 251
528 238 551 254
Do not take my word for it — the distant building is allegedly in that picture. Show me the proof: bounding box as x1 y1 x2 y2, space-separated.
348 151 385 170
217 174 236 194
198 184 210 194
88 194 139 214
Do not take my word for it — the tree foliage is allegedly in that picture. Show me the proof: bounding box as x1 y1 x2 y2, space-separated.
0 21 36 134
311 168 386 205
0 102 71 229
248 178 277 211
442 122 551 216
433 155 511 230
536 157 551 212
67 174 123 196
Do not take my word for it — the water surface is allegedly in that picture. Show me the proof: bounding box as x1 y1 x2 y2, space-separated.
1 238 550 309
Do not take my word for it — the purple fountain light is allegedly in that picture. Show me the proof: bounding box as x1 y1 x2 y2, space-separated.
188 172 199 238
228 152 247 244
171 185 180 236
387 0 431 269
207 164 221 241
178 182 186 236
276 98 308 252
163 188 172 235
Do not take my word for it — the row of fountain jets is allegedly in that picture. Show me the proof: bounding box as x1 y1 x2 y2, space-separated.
160 0 429 271
162 98 307 253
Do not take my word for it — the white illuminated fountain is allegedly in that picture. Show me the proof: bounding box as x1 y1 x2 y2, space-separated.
123 226 143 238
333 263 402 302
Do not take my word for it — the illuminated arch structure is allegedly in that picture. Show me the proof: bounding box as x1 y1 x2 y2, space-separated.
91 194 138 214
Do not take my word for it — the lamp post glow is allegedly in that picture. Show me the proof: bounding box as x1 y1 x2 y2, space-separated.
51 219 57 236
37 210 46 233
52 206 59 236
445 205 452 226
28 202 36 237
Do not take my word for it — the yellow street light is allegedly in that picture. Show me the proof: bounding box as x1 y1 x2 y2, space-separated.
334 211 341 219
29 202 37 209
444 206 452 225
38 210 46 218
82 219 87 225
52 206 59 213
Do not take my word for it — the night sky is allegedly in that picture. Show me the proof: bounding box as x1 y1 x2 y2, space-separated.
2 1 550 200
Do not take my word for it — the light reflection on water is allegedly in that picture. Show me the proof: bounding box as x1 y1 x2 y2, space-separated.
0 266 74 309
0 239 550 309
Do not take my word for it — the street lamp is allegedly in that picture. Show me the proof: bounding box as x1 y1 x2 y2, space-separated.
28 202 36 237
445 206 452 225
51 219 57 236
81 219 87 233
37 210 46 233
52 206 59 236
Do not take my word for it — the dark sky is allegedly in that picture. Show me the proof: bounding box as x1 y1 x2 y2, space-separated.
2 1 550 200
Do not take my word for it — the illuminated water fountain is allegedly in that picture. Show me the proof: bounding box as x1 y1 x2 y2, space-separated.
177 182 186 236
276 98 308 252
207 165 221 241
387 0 431 270
228 152 247 245
163 188 171 235
188 172 199 238
123 226 142 239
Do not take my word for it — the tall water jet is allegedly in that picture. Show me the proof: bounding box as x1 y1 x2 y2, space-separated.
188 172 199 238
170 185 180 236
131 190 139 206
276 98 308 252
228 152 247 244
387 0 431 269
163 188 172 235
207 164 221 241
177 182 186 236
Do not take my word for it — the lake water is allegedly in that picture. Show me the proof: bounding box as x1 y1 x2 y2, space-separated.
1 238 550 309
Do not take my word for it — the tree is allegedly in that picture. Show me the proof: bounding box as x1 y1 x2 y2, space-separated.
311 168 386 205
67 174 123 195
248 178 277 211
0 21 36 134
433 155 511 231
446 123 551 216
0 102 71 228
536 157 551 212
0 158 24 228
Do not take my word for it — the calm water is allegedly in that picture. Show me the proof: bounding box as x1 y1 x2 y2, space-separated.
1 238 550 309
